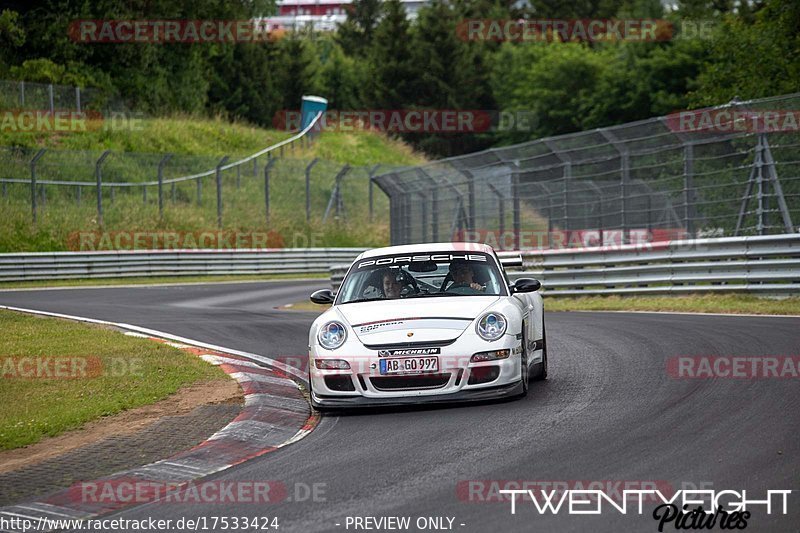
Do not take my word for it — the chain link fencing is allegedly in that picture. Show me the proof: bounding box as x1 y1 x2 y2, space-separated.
0 112 399 251
0 79 117 113
375 93 800 249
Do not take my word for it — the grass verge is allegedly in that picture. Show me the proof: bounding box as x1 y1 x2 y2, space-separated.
278 294 800 316
0 309 226 450
544 294 800 315
0 272 327 290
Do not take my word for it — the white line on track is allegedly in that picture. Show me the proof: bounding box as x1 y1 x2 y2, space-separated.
568 309 800 318
0 304 308 382
0 277 323 292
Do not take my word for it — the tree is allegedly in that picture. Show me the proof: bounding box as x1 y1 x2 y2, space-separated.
365 0 416 109
690 0 800 106
336 0 382 56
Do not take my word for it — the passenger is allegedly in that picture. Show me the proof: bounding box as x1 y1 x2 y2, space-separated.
382 269 403 299
449 260 485 292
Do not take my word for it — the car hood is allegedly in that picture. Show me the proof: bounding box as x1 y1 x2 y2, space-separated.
336 296 500 345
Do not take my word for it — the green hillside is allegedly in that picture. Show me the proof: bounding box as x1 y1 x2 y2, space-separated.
0 116 426 252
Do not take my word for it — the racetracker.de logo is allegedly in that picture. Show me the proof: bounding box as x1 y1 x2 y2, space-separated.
69 480 287 505
69 20 279 43
456 19 673 42
667 356 800 379
457 480 675 503
665 109 800 133
1 356 103 379
0 110 143 133
273 110 536 133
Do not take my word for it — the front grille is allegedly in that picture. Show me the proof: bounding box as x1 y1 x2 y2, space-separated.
370 373 451 391
363 339 457 350
467 366 500 385
324 375 356 392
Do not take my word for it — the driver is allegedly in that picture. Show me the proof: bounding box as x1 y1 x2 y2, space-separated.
382 269 403 299
449 260 485 292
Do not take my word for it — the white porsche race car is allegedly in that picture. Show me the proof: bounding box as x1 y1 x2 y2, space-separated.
307 243 547 408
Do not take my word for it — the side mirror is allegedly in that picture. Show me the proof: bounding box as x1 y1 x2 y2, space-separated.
310 289 335 305
511 278 541 293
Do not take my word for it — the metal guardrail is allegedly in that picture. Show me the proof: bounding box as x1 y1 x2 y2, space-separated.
3 235 798 294
328 235 800 296
0 248 364 282
515 234 800 296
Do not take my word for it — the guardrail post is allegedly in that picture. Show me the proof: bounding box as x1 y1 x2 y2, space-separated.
418 192 428 240
196 178 202 205
305 158 319 222
157 154 172 220
562 162 571 231
599 128 628 243
76 185 81 206
75 87 81 113
368 164 380 222
253 157 258 178
336 166 346 219
19 81 25 106
30 149 46 223
216 156 229 229
95 150 111 227
487 183 505 244
264 158 277 225
683 143 696 238
512 170 520 249
48 83 54 114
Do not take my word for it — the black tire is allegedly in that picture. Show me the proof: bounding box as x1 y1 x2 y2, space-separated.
517 327 529 398
532 318 548 381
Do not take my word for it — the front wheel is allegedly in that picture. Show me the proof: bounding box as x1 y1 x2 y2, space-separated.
532 318 548 381
517 329 529 397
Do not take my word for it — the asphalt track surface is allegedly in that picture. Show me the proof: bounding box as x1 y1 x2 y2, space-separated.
1 281 799 532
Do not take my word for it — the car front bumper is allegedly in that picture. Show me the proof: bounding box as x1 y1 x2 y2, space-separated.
309 331 526 408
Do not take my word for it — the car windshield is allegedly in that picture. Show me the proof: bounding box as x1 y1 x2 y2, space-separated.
336 252 506 304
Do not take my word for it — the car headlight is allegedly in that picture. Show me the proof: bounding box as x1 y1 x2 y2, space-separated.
317 321 347 350
476 312 507 341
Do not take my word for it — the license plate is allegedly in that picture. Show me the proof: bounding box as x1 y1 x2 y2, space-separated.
379 357 439 375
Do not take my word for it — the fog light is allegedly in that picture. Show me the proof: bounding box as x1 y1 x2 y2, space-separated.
470 349 510 362
314 359 351 370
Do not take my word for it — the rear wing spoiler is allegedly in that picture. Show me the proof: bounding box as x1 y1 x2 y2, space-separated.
497 251 523 268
